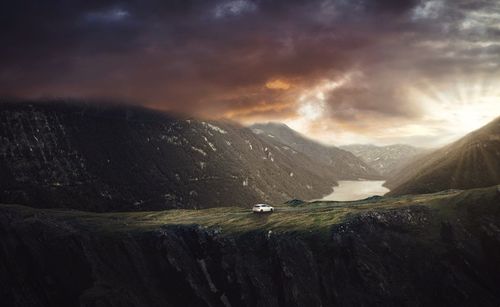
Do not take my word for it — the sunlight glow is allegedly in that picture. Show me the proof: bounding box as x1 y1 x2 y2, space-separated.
298 101 325 120
284 73 499 147
410 78 500 144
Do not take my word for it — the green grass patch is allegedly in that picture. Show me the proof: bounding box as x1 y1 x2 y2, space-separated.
1 186 498 236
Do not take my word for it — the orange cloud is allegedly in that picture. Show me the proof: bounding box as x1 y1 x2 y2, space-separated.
265 79 291 90
223 100 296 121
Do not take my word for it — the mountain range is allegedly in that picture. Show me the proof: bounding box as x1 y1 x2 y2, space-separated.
340 144 426 176
0 101 386 211
0 101 352 211
1 101 498 210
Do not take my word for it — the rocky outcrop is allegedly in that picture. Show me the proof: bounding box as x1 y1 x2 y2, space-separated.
1 186 499 306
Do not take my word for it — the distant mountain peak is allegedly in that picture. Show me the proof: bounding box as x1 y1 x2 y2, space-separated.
340 144 425 176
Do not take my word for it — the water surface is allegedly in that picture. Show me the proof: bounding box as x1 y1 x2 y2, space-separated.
319 180 390 201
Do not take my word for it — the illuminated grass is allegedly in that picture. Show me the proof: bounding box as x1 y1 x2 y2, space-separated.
2 188 481 236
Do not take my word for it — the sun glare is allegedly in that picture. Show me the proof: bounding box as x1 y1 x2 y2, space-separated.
411 78 500 143
284 73 499 147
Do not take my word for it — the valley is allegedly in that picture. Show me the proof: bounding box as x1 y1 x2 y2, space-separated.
0 101 388 212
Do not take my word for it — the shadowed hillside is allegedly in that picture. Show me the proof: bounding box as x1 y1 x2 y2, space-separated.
0 101 340 211
386 116 500 195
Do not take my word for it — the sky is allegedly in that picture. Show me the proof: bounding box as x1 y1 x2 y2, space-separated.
1 0 499 147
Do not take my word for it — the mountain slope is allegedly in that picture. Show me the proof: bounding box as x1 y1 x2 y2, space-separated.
250 123 381 180
1 186 499 306
340 144 425 176
387 116 500 195
0 101 338 211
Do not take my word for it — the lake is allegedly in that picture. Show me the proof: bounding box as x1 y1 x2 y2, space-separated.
318 180 390 201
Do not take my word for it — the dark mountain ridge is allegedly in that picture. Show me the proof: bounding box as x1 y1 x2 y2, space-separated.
0 100 339 211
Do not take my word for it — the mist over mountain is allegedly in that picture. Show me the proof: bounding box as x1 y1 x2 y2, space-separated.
0 101 340 211
340 144 427 176
250 123 381 180
386 116 500 195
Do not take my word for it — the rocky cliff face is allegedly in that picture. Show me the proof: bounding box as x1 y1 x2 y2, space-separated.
0 101 339 211
1 186 499 307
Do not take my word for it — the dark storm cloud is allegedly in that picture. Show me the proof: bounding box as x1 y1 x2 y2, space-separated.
0 0 498 124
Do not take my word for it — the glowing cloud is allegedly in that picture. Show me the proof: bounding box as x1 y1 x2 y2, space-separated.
265 79 291 90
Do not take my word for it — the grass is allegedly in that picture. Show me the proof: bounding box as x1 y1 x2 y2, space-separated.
1 186 497 236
